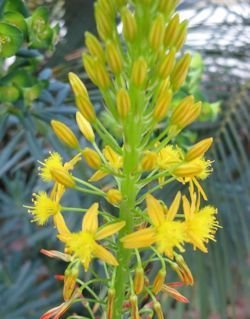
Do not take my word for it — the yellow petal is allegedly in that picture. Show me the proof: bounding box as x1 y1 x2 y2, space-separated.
54 213 70 235
94 243 118 266
182 195 191 220
88 169 108 182
146 194 165 227
82 203 99 233
95 221 126 240
166 191 181 221
121 228 156 249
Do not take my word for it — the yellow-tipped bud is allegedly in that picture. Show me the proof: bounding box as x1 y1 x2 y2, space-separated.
68 72 88 98
114 0 127 9
121 7 137 42
51 120 79 149
152 269 166 294
51 168 75 188
106 189 122 205
131 57 147 87
175 20 188 51
170 96 194 124
164 14 180 48
130 295 140 319
171 100 201 129
85 32 105 62
157 49 176 79
106 41 123 75
153 89 172 121
76 95 96 123
153 301 164 319
82 53 98 85
173 162 203 177
82 148 102 169
133 267 144 294
98 0 115 18
158 0 180 16
94 61 111 90
95 4 113 41
63 266 78 301
171 53 191 91
141 151 157 171
76 112 95 143
149 14 165 51
186 137 213 161
158 78 170 98
107 288 115 319
116 88 131 119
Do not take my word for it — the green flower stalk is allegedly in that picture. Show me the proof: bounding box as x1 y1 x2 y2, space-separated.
26 1 221 318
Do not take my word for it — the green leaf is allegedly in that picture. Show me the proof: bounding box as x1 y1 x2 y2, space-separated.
22 83 43 105
3 0 29 17
0 85 20 102
3 11 27 34
0 22 23 57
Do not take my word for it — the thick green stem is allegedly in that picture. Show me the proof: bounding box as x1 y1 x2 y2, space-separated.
113 116 141 318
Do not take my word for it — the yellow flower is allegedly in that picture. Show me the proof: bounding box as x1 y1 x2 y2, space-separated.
121 192 185 258
28 192 60 225
58 203 125 270
103 145 123 170
38 152 64 182
157 145 183 170
182 193 220 253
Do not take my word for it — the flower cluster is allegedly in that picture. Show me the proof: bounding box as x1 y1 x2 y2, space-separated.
26 0 220 318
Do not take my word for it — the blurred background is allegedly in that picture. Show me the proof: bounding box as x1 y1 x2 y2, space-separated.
0 0 249 318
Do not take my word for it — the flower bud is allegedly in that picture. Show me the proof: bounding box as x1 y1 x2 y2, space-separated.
153 301 164 319
152 268 166 294
76 112 95 143
94 60 111 90
76 95 96 123
51 120 79 149
106 189 122 205
63 266 79 301
157 49 176 79
186 137 213 161
153 89 172 121
149 14 165 51
131 57 147 87
158 0 180 16
121 7 137 42
173 162 203 177
175 20 188 51
133 267 144 294
85 32 105 62
171 53 191 91
106 41 123 75
158 78 170 98
175 254 194 286
114 0 127 9
130 295 140 319
68 72 88 98
107 288 115 319
141 151 157 171
82 53 98 85
51 168 75 188
95 4 113 40
164 14 180 48
98 0 115 18
116 88 131 119
82 148 102 169
170 96 194 125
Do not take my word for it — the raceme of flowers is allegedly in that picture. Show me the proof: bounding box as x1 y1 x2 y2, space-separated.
25 0 220 318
